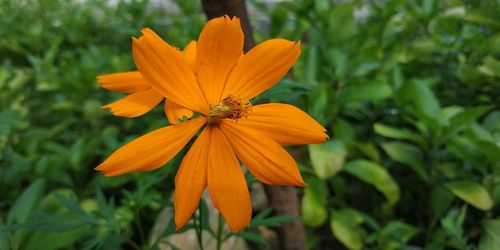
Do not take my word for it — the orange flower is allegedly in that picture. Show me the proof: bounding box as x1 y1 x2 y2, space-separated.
97 42 196 124
96 16 328 232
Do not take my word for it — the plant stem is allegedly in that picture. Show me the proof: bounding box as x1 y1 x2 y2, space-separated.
216 213 224 250
195 205 204 250
135 210 146 246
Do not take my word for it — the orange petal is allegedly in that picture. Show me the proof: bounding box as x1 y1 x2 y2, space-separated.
236 103 328 145
222 39 301 100
196 16 244 105
183 41 197 72
207 127 251 232
96 118 205 176
174 127 211 230
164 100 194 124
103 89 164 117
220 120 306 186
97 71 150 93
132 29 208 114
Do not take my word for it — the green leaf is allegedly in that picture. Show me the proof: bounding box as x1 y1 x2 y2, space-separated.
235 231 268 246
377 221 419 250
7 179 46 224
445 180 493 210
447 136 486 173
374 123 426 146
250 208 297 228
440 206 468 249
399 78 440 119
429 186 454 224
480 218 500 250
305 45 319 85
475 140 500 164
333 118 356 144
463 9 500 26
301 186 328 227
343 160 400 205
307 83 335 124
331 208 365 250
446 106 493 136
381 142 429 182
355 142 380 162
337 82 392 104
309 141 346 179
327 3 356 44
0 219 9 250
24 227 88 250
479 56 500 77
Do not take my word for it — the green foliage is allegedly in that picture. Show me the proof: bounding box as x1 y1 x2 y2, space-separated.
257 0 500 248
1 0 499 249
0 0 207 249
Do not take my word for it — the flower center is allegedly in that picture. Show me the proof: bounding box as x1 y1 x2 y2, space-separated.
206 95 252 125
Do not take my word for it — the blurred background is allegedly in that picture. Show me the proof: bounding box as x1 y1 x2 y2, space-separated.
1 0 500 249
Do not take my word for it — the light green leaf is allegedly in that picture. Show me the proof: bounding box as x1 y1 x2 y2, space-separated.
331 208 365 250
381 142 429 182
343 160 400 205
355 142 379 162
480 218 500 250
445 180 493 210
301 186 328 227
337 82 392 104
412 79 440 118
309 141 346 179
479 56 500 77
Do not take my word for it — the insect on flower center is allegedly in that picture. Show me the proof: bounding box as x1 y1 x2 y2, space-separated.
206 95 252 125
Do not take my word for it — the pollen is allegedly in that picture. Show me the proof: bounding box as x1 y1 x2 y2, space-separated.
207 95 252 125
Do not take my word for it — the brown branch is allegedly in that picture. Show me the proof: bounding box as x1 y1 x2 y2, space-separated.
201 0 255 52
200 1 308 249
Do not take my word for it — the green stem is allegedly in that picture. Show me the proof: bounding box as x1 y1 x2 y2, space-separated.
195 205 204 250
135 210 146 246
216 213 224 250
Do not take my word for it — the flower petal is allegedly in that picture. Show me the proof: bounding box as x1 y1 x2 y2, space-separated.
132 28 208 114
222 39 301 100
97 71 150 93
96 118 205 176
220 120 306 186
164 100 194 124
183 41 197 72
197 16 244 105
174 127 211 230
235 103 328 145
103 89 164 117
207 127 251 232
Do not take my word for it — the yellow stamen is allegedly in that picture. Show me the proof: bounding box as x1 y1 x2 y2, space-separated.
207 95 252 125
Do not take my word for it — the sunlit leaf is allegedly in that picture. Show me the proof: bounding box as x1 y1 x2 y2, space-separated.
445 181 493 210
331 208 365 250
309 141 346 179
